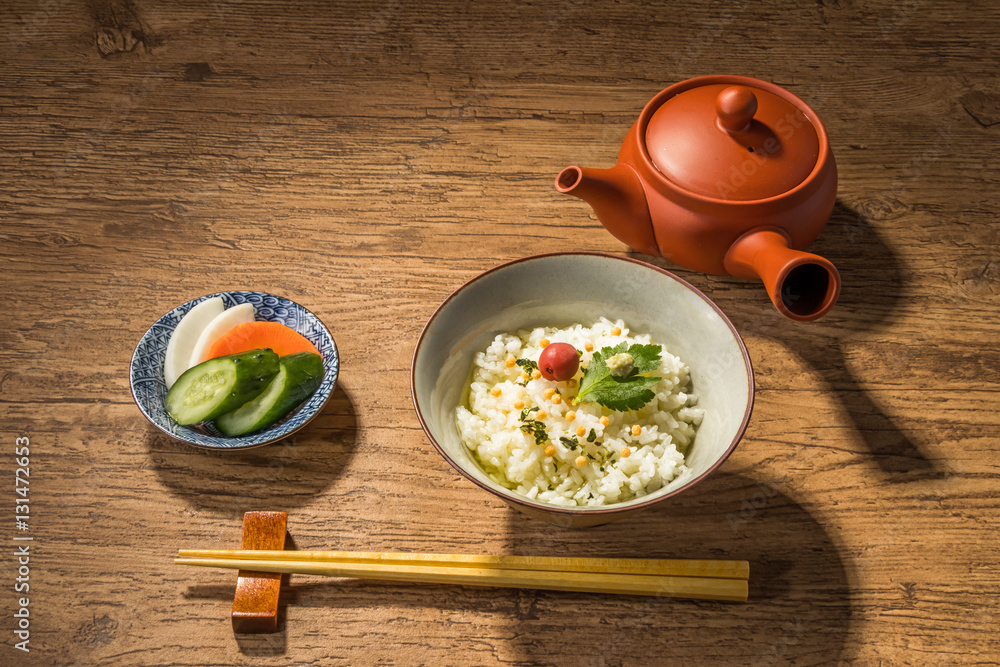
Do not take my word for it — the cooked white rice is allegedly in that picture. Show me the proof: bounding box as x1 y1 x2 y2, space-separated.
455 318 703 507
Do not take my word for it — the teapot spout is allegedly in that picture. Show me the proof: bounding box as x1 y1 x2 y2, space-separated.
555 165 658 256
724 229 841 321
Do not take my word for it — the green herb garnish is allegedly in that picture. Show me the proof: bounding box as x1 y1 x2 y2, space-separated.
515 358 538 373
518 407 548 445
520 420 548 445
559 436 579 451
587 428 597 443
574 343 662 411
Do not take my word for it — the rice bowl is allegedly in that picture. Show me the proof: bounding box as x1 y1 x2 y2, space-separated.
411 252 753 527
456 318 703 506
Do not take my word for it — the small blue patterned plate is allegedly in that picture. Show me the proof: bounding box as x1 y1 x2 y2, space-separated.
130 291 339 449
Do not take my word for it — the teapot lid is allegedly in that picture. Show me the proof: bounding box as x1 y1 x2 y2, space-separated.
644 82 819 201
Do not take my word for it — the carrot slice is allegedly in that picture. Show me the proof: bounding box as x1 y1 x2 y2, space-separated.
207 321 320 359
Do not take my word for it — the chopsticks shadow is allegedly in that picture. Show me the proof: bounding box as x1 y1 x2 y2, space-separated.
176 472 851 664
183 533 301 656
181 578 292 656
145 383 359 512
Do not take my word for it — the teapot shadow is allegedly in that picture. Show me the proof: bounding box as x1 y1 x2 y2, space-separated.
631 198 940 481
788 199 940 480
146 384 359 513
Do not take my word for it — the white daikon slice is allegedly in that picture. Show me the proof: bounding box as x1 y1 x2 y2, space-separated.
188 303 256 368
164 297 225 388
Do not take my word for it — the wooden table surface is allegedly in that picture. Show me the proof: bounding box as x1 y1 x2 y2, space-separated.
3 0 999 664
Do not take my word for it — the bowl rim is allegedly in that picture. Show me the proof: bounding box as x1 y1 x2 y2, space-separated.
410 251 755 516
130 290 338 450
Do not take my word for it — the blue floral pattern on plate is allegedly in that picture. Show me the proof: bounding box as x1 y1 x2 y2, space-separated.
130 291 339 449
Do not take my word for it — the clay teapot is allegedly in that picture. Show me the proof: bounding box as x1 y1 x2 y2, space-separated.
556 75 840 321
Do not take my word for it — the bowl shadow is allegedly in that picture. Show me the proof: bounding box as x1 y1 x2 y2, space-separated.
146 384 359 513
497 470 854 666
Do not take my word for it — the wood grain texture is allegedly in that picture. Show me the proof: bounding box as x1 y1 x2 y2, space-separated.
1 0 999 664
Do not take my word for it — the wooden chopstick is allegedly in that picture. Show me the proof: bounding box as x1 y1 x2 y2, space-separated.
175 551 749 602
177 549 749 580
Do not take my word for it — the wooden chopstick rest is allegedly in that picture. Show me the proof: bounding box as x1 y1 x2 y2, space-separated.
231 511 287 634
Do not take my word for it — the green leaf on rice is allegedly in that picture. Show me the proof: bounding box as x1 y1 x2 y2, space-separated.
575 343 663 412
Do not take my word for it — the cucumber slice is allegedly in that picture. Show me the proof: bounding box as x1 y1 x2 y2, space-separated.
166 349 280 425
214 352 324 436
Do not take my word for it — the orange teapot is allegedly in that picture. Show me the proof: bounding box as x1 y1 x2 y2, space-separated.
556 75 840 321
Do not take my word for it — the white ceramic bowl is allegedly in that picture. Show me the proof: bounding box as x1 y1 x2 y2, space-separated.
411 253 753 527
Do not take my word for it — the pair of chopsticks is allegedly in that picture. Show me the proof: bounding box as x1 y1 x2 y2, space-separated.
175 549 749 602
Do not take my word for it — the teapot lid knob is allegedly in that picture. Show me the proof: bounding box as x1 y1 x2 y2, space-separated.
716 86 758 132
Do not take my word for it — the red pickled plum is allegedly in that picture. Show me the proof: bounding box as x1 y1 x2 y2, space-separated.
538 342 580 381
